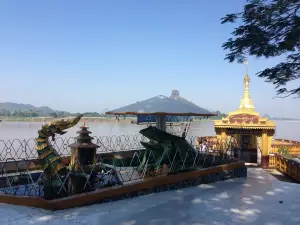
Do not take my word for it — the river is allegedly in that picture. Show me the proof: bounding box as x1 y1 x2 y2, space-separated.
0 120 299 160
0 120 299 141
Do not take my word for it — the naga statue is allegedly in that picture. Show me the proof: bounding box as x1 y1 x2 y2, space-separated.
137 126 202 176
35 114 82 198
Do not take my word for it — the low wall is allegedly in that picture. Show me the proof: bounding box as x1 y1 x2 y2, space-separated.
275 154 300 182
0 161 246 210
271 139 300 155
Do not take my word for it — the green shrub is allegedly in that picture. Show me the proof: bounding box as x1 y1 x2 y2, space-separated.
277 146 292 159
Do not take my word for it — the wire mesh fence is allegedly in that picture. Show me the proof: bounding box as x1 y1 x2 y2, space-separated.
0 134 241 199
0 135 201 160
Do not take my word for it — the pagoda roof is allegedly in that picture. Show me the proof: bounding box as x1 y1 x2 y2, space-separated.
105 95 216 116
68 124 100 149
76 129 92 134
214 112 276 130
74 136 94 141
68 142 100 149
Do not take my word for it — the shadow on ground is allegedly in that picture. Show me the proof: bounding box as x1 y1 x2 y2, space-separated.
2 168 300 225
264 169 298 183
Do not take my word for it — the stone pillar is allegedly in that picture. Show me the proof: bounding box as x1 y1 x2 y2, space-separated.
256 136 262 166
261 130 269 168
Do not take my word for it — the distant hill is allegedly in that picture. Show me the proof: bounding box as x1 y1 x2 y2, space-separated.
0 102 44 112
100 108 110 114
0 102 73 117
0 102 63 115
170 89 196 105
169 90 223 118
0 93 227 119
0 102 112 118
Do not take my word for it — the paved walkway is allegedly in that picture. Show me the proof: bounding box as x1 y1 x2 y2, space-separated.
1 168 300 225
264 168 297 183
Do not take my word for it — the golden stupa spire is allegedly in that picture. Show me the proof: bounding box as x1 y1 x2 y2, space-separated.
239 60 255 111
82 120 86 128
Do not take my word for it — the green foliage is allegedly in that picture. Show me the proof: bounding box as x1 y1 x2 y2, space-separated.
221 0 300 98
211 110 227 119
277 145 293 159
0 109 107 118
194 110 227 121
82 112 101 117
49 112 58 118
0 109 39 117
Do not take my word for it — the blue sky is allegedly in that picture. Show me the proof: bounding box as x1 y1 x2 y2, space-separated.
0 0 299 118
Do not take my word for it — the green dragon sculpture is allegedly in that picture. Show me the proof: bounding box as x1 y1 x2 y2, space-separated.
102 126 204 177
35 115 82 188
137 126 202 176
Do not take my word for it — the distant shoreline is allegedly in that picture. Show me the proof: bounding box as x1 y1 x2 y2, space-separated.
0 116 214 123
0 116 133 123
0 116 299 123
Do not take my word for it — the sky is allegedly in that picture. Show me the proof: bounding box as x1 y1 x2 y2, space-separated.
0 0 299 118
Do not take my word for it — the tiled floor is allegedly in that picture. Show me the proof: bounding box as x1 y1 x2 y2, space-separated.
1 168 300 225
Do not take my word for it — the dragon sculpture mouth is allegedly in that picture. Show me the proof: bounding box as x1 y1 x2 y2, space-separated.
38 114 83 141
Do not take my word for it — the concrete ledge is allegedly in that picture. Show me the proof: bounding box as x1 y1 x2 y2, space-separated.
0 161 246 210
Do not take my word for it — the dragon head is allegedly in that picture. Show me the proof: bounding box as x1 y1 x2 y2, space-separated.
40 114 83 140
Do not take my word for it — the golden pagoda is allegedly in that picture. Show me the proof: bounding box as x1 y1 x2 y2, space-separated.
214 61 276 168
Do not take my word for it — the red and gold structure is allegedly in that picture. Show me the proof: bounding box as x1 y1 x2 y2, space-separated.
214 61 276 168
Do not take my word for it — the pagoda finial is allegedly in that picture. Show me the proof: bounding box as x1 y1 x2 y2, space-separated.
83 120 86 128
244 60 248 75
239 60 255 111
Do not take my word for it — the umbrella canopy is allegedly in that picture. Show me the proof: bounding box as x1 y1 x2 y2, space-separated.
105 95 216 116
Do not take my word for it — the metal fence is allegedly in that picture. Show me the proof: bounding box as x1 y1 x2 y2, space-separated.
0 134 201 161
0 134 241 199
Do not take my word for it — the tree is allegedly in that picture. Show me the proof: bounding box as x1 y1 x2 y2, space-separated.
215 110 222 116
49 112 58 118
83 112 101 117
221 0 300 98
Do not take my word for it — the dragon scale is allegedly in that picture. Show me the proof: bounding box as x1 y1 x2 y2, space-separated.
35 115 82 179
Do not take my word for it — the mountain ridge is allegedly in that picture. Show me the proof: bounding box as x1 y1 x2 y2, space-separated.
0 102 71 115
0 101 295 120
0 90 210 116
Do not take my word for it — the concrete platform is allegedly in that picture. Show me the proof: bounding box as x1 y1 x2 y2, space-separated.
1 168 300 225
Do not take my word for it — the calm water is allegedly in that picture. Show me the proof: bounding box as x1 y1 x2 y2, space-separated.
0 120 299 141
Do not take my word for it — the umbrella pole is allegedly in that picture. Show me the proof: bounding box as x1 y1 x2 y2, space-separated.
156 115 166 131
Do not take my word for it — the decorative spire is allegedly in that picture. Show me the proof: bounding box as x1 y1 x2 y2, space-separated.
68 123 100 149
239 60 255 111
245 59 248 74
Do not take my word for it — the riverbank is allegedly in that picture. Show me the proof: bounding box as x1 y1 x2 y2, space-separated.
0 116 214 123
0 116 134 123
